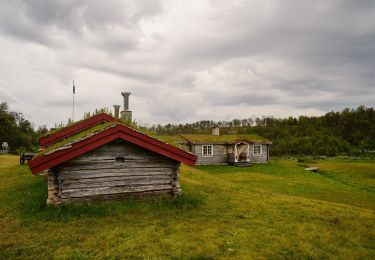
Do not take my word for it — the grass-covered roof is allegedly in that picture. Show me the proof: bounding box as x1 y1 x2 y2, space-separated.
180 134 270 143
36 122 117 157
36 121 193 157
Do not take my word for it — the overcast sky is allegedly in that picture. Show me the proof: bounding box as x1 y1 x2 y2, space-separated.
0 0 374 128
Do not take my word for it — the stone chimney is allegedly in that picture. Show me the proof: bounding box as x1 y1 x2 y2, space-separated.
113 105 120 118
212 125 220 136
120 92 132 122
121 92 130 111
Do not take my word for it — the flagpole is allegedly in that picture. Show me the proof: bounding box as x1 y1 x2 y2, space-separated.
72 80 75 122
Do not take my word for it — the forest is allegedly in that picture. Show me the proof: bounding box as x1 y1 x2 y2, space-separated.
0 102 374 157
150 105 375 157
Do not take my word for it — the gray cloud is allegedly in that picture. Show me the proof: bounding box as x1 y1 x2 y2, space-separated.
0 0 374 127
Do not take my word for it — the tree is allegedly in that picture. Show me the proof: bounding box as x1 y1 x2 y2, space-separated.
0 102 40 153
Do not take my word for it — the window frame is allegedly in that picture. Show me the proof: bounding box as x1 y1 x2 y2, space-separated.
202 145 214 157
253 145 262 156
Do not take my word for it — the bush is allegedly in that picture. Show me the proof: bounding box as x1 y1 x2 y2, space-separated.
15 146 27 155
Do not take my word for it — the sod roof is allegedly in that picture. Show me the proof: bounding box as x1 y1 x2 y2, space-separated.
39 113 117 147
180 134 271 144
156 135 191 151
36 122 117 157
36 121 199 158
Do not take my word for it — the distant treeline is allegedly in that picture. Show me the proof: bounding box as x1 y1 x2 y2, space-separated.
149 106 375 157
0 102 47 154
1 101 374 157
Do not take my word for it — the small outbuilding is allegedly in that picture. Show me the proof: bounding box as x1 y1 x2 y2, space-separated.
29 120 197 205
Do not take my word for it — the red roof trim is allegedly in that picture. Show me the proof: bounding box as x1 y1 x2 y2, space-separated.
29 124 197 174
39 113 116 147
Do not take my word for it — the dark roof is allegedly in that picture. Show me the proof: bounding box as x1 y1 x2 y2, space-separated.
29 123 197 174
180 134 271 144
39 113 116 147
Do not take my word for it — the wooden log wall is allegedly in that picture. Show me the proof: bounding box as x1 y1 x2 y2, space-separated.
193 144 228 165
49 139 181 204
250 144 269 163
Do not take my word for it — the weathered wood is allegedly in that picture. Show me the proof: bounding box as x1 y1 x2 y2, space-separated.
60 155 173 164
61 178 172 190
59 166 174 175
60 184 173 198
58 161 174 171
192 143 269 165
46 169 59 205
250 144 269 163
193 144 228 165
59 169 174 180
50 139 181 204
61 174 171 185
60 189 172 203
63 153 173 162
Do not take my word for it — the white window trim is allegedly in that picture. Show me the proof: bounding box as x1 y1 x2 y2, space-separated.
202 145 213 157
253 145 262 156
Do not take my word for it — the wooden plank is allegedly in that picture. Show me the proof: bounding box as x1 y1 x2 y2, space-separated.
68 154 174 163
58 161 175 171
65 157 172 164
61 178 172 190
193 144 231 165
61 175 172 185
76 150 174 161
59 161 175 169
60 172 172 180
59 168 174 180
60 189 172 203
60 174 172 185
60 184 173 198
59 166 174 174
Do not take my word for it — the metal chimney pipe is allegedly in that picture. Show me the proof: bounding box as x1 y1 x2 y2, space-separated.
121 92 131 111
113 105 120 118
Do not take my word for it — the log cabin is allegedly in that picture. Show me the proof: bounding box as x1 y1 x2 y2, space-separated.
177 126 272 166
29 94 197 205
29 122 197 205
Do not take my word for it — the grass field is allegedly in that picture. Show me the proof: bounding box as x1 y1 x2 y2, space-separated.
0 154 374 259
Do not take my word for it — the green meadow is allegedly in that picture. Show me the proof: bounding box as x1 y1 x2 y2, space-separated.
0 154 374 259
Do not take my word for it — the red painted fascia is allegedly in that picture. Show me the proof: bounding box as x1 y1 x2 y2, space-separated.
29 124 197 174
39 113 116 147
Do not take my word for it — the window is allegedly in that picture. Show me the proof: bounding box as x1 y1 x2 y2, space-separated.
253 145 262 156
202 145 213 157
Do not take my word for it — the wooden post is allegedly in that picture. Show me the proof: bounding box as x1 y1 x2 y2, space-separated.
234 143 238 163
172 163 182 197
246 143 250 162
46 169 60 205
